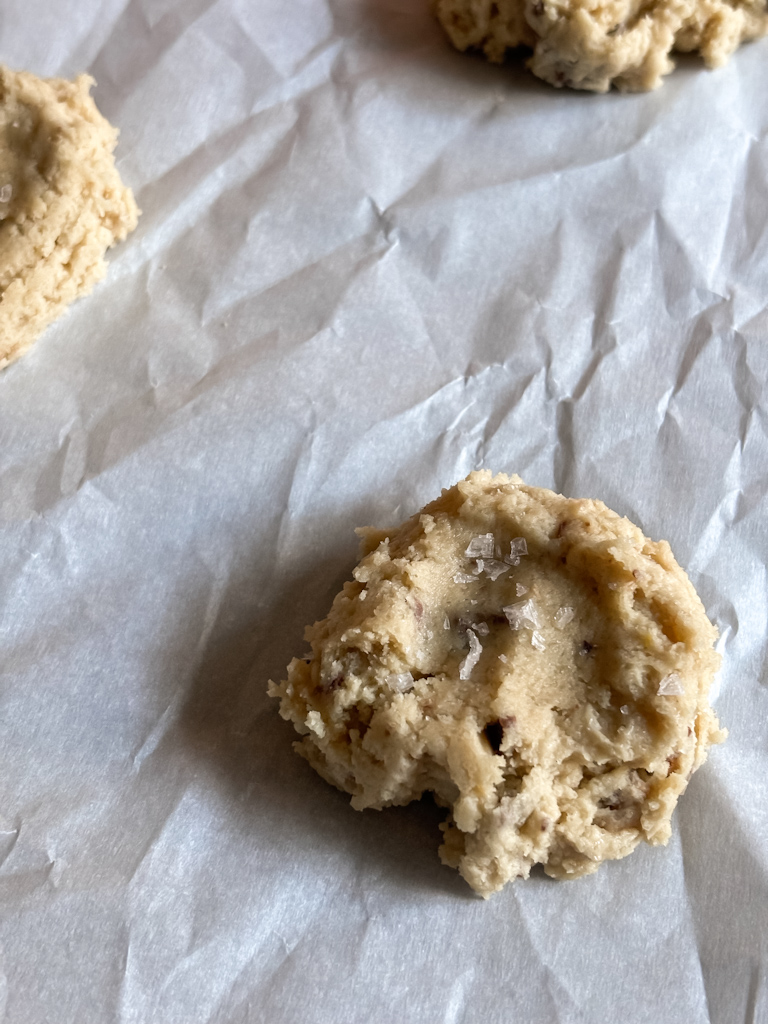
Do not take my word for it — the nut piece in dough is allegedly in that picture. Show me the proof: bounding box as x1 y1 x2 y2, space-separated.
269 472 725 897
434 0 768 92
0 66 139 369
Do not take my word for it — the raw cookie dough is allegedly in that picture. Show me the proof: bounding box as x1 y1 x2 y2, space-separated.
0 66 139 369
269 471 725 897
434 0 768 92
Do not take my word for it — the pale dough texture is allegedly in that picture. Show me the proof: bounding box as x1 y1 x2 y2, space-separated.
434 0 768 91
270 472 725 897
0 66 139 369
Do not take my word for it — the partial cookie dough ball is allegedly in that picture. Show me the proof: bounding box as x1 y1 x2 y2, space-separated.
269 472 725 897
0 66 139 369
434 0 768 92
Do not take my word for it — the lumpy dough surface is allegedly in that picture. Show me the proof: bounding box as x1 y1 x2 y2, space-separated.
269 472 725 897
0 66 138 369
434 0 768 92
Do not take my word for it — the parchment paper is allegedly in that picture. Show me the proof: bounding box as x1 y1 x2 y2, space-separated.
1 1 767 1022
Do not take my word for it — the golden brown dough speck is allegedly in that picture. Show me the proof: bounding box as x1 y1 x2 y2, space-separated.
0 65 139 369
269 472 725 897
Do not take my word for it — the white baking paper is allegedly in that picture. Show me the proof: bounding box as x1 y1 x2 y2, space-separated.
1 1 767 1021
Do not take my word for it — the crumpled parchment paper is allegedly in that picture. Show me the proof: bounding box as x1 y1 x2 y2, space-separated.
1 1 766 1022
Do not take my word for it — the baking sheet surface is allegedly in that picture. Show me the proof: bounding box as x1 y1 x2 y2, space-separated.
1 2 767 1022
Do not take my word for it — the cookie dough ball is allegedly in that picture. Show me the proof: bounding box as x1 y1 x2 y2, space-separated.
269 472 725 897
434 0 768 92
0 66 139 369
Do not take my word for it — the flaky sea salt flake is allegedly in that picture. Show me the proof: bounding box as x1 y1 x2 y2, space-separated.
483 559 510 581
531 630 546 651
443 614 451 630
453 572 477 584
388 672 415 692
459 629 483 680
498 654 508 663
658 672 684 696
554 606 575 629
516 583 528 596
503 599 541 631
465 534 495 559
475 621 489 636
504 537 528 565
0 184 11 203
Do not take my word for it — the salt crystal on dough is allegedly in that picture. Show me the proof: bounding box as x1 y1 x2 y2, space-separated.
503 599 540 631
531 631 546 651
459 629 483 680
0 184 12 203
388 672 415 692
554 606 575 629
465 534 495 559
658 672 684 696
505 537 528 565
483 559 510 581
